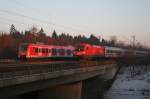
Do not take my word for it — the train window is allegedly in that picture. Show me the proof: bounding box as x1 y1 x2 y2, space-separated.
52 48 57 55
107 50 113 53
107 50 114 53
67 50 72 55
59 49 65 53
35 48 38 53
38 48 41 53
46 48 48 53
19 43 28 51
48 49 51 53
59 49 65 55
75 45 84 51
116 51 122 54
107 49 122 55
42 48 46 53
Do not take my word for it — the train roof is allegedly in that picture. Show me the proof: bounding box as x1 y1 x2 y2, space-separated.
20 43 75 49
104 46 124 50
79 43 104 48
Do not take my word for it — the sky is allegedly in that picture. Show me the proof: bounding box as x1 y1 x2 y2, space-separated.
0 0 150 47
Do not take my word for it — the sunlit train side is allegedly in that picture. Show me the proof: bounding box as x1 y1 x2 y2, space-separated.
74 43 124 58
74 43 149 58
18 43 149 59
18 43 74 59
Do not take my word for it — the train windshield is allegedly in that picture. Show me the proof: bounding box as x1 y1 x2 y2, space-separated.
19 43 28 51
75 45 84 51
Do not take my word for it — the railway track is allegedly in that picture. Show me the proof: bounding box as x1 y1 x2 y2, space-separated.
0 59 117 73
0 58 78 64
0 61 79 72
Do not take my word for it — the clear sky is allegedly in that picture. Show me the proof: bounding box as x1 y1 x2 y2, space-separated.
0 0 150 47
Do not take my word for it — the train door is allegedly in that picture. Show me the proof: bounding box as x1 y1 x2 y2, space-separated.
41 48 49 57
59 49 65 57
66 49 72 57
30 46 41 58
52 48 57 57
38 48 42 57
48 48 52 57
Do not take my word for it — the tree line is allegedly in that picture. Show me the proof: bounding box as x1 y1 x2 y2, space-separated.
0 24 149 59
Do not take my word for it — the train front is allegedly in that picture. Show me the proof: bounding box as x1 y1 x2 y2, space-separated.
74 44 85 57
18 43 29 59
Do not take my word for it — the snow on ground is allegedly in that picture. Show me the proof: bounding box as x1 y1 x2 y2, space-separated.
103 65 150 99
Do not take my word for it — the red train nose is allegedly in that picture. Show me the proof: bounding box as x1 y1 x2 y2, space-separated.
74 51 85 56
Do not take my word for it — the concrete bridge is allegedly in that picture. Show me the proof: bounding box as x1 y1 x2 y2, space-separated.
0 61 119 99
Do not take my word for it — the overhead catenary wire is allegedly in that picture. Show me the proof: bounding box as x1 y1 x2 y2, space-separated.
12 0 91 33
0 9 90 35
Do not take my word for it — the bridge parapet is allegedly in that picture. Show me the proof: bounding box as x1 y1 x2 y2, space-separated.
0 61 116 88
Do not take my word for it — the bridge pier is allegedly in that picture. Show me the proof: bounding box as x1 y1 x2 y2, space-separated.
81 65 119 99
0 62 120 99
81 77 112 99
38 81 82 99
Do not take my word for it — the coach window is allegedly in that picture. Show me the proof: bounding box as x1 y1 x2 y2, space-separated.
46 48 48 53
58 49 61 53
52 48 57 55
38 48 41 53
59 49 64 53
35 48 38 53
107 50 111 53
60 49 65 55
19 43 28 51
42 48 45 53
67 50 72 55
48 49 51 53
116 51 122 54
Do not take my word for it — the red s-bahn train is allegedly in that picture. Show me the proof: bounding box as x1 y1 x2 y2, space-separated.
18 43 74 59
18 43 149 59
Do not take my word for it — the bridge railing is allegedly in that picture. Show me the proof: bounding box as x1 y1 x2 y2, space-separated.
0 61 116 80
0 62 80 79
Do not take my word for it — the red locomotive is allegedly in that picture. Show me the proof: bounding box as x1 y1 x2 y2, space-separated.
18 43 74 59
74 43 105 58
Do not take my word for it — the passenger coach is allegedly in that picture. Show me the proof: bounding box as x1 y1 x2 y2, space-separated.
104 46 124 58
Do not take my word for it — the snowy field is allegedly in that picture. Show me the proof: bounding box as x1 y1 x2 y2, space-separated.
103 65 150 99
